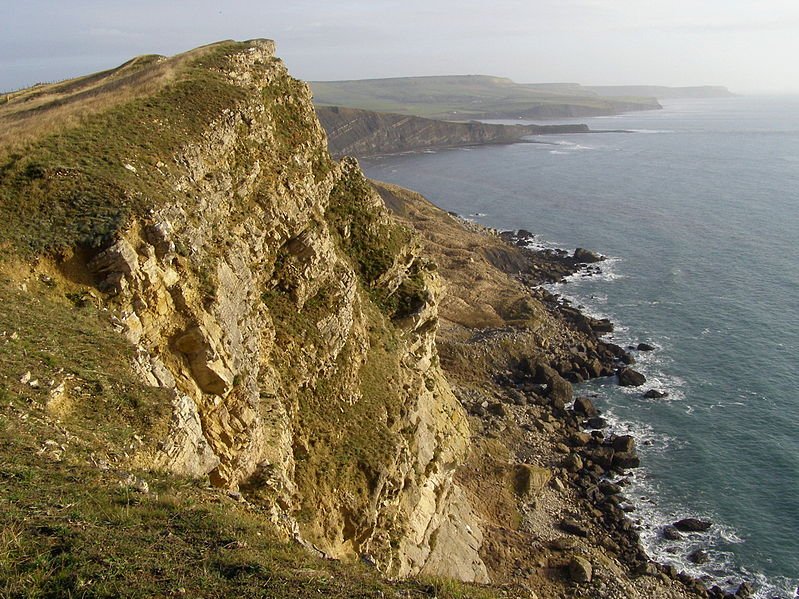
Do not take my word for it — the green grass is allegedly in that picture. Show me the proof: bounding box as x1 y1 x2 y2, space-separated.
0 41 271 258
0 412 494 598
326 165 421 317
310 75 659 119
0 275 170 448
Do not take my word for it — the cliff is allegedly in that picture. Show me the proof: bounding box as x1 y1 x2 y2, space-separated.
0 39 487 594
317 105 589 158
0 40 707 598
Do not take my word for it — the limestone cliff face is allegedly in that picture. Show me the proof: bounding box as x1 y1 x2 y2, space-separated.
64 40 486 581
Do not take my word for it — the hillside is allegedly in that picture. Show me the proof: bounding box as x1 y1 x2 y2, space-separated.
316 105 589 158
0 40 717 598
310 75 661 119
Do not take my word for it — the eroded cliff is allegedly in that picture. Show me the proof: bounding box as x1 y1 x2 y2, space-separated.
0 39 711 599
0 39 486 583
316 105 589 158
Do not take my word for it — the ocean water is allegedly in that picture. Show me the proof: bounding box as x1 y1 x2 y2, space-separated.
363 96 799 598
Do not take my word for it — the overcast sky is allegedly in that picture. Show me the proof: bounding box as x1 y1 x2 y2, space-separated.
3 0 799 93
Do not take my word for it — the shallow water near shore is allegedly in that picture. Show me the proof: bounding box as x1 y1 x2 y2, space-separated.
364 96 799 598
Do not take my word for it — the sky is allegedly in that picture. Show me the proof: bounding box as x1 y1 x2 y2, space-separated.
2 0 799 94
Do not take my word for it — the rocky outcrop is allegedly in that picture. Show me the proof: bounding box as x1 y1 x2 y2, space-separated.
618 367 647 387
4 38 723 598
28 40 488 582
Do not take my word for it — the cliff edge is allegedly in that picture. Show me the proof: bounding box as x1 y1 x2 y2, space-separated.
316 105 589 158
0 40 707 598
0 39 486 592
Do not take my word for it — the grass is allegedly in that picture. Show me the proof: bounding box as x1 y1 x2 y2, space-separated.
0 415 494 598
0 41 266 258
326 165 428 319
310 75 659 119
0 274 170 449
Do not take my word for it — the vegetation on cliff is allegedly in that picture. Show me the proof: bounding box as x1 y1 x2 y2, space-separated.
0 39 491 596
0 39 709 599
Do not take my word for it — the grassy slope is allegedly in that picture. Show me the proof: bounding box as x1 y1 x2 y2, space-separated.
310 75 659 118
0 42 251 258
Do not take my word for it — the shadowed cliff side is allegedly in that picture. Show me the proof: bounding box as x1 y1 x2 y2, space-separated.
316 105 589 158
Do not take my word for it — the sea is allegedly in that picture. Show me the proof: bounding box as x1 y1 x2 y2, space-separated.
362 96 799 598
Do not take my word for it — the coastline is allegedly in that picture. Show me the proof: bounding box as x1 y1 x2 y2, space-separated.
497 230 759 599
375 178 754 597
361 95 799 598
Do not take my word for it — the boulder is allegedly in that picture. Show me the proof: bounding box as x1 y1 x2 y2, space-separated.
611 435 635 453
673 518 712 532
599 480 622 495
587 416 607 429
618 367 646 387
513 464 552 498
735 582 754 598
488 402 508 417
584 446 614 470
585 358 604 378
573 396 599 418
662 525 682 540
574 248 604 263
688 549 709 564
567 556 593 583
534 363 573 405
563 453 584 473
590 318 614 333
559 518 589 538
569 432 592 447
643 389 668 399
612 451 641 469
637 342 656 351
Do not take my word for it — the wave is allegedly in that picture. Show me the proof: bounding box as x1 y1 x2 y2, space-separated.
547 140 596 154
541 244 796 597
626 128 675 134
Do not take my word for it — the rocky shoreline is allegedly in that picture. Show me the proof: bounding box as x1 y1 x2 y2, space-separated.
485 228 754 599
372 179 758 597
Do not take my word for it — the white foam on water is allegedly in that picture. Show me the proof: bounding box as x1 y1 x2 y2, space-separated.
626 128 675 134
549 245 797 597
